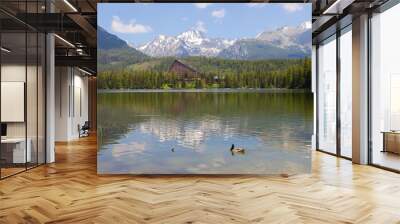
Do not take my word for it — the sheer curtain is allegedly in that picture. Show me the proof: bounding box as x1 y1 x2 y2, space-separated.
340 27 352 158
318 36 337 154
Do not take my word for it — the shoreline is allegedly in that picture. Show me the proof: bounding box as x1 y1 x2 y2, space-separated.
97 88 311 93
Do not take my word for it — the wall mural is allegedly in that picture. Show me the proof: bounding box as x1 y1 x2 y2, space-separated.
97 3 313 174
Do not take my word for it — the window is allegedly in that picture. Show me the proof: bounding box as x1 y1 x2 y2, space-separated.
340 26 352 158
0 2 46 179
370 3 400 171
318 35 337 154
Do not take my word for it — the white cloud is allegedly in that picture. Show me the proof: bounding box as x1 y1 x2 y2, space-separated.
282 3 304 12
303 21 312 29
194 3 212 9
111 16 152 34
247 3 266 8
181 17 188 21
111 142 147 158
194 21 207 32
211 9 226 18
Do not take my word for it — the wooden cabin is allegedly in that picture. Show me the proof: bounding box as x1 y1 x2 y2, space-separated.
168 60 199 81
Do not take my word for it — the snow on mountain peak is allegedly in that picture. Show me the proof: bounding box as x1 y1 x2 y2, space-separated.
138 28 234 57
137 22 310 58
255 22 311 50
177 29 206 45
178 29 205 39
280 26 290 31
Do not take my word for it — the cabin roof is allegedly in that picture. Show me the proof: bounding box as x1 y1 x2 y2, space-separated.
169 59 198 73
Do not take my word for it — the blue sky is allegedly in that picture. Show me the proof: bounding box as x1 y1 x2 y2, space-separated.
98 3 311 46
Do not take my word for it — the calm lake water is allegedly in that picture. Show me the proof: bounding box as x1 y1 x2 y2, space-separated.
97 90 313 174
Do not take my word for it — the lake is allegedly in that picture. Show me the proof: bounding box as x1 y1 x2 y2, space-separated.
97 90 313 174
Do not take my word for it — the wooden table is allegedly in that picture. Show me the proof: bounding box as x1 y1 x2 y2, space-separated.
381 131 400 154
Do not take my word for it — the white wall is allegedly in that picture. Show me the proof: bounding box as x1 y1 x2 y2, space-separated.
55 67 89 141
1 82 25 122
1 65 28 138
1 63 46 164
55 66 70 141
1 64 26 81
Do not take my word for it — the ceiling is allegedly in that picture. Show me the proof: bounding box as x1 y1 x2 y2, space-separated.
4 0 392 72
311 0 391 44
0 0 98 74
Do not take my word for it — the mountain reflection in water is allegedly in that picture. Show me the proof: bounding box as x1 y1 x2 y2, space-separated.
98 90 313 174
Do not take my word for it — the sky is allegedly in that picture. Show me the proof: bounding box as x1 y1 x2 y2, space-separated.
98 3 311 47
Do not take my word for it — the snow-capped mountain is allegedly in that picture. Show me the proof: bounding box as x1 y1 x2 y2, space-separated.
218 22 311 60
255 21 311 52
136 21 311 59
138 29 235 57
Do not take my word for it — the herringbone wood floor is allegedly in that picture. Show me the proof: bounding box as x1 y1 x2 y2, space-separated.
1 135 400 224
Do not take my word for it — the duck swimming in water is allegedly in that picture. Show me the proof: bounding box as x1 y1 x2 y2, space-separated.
230 144 245 155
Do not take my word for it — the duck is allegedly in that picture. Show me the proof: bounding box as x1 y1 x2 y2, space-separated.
230 144 245 155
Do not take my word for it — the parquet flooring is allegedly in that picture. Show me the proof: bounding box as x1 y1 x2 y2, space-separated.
1 135 400 223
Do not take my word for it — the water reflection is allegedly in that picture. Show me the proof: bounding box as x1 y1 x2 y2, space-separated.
138 117 239 149
98 90 313 174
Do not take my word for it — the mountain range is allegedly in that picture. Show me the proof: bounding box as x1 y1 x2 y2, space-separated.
98 26 149 71
137 21 311 59
98 22 311 71
138 29 235 57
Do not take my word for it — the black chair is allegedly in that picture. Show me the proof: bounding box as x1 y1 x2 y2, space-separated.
78 121 90 138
